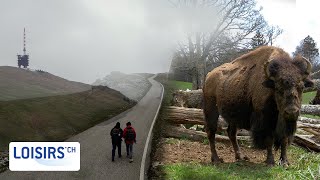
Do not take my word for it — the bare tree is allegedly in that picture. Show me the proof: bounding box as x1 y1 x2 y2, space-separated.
264 26 283 46
169 0 279 89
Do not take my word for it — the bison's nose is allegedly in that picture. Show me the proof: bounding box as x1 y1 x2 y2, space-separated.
284 107 299 120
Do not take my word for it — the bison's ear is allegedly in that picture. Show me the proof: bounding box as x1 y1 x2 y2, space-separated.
264 59 279 80
293 55 312 78
262 79 275 89
304 78 314 88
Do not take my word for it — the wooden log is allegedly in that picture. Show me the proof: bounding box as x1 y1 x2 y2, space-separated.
299 116 320 124
293 135 320 152
166 106 320 126
166 118 205 125
164 125 249 143
311 71 320 78
165 106 228 132
171 89 203 108
301 105 320 116
295 134 314 138
165 106 204 121
297 123 320 129
164 125 208 142
301 128 320 136
171 90 320 116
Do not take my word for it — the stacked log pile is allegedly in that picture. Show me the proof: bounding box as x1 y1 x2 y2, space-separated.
165 90 320 152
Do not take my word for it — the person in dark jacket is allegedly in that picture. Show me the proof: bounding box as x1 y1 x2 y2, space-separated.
110 122 123 162
123 122 136 163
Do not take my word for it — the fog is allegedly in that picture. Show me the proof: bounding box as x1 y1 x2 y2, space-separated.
1 0 316 84
0 0 219 84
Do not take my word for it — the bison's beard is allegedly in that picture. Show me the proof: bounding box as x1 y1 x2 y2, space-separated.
274 115 297 150
251 114 297 149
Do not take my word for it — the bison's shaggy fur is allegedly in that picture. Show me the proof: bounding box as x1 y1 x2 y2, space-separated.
203 46 314 166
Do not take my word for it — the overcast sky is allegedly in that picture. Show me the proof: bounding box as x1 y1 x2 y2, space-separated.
0 0 319 84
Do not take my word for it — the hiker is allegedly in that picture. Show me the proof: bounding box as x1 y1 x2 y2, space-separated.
110 122 123 162
123 122 136 163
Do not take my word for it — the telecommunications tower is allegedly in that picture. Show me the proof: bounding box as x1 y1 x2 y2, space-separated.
17 28 29 68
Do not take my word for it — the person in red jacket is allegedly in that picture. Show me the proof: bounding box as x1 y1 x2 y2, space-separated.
123 122 136 163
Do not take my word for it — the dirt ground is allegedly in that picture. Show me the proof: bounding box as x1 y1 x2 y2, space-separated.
152 138 285 166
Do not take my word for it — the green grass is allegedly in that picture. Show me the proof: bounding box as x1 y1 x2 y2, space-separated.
301 114 320 119
301 91 319 118
168 80 192 91
302 91 317 104
155 80 192 106
163 146 320 180
165 138 180 145
0 88 135 150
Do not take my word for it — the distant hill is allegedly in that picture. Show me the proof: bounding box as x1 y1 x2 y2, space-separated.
0 66 91 101
92 71 152 101
0 86 135 150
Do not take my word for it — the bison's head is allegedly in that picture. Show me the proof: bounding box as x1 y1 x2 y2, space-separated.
263 55 314 121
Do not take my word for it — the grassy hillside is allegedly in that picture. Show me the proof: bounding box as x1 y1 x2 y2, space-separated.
0 66 91 101
0 86 135 150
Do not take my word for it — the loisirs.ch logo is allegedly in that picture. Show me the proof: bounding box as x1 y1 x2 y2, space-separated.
9 142 80 171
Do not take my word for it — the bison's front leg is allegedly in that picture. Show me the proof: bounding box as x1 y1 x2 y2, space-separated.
279 137 290 167
227 125 249 161
265 137 275 166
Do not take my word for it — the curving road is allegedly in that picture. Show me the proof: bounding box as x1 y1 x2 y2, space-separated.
0 76 163 180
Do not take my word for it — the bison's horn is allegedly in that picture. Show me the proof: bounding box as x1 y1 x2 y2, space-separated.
301 56 312 76
264 59 276 80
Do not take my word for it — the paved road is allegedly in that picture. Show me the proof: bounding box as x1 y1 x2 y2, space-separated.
0 76 163 180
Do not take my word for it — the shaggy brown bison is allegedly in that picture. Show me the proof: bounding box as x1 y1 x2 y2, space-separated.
203 46 314 166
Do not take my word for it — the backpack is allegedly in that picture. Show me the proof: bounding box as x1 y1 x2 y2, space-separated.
126 127 135 141
111 128 121 139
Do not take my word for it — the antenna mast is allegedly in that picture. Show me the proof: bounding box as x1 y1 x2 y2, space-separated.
23 28 26 55
17 28 29 68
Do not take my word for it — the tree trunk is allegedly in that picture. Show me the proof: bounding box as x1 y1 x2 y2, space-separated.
196 56 206 90
310 89 320 105
197 64 205 89
196 32 205 89
191 68 198 90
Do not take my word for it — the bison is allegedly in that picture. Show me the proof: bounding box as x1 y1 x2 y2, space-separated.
203 46 314 166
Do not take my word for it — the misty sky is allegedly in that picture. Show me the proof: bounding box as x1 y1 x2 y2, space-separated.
0 0 319 84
